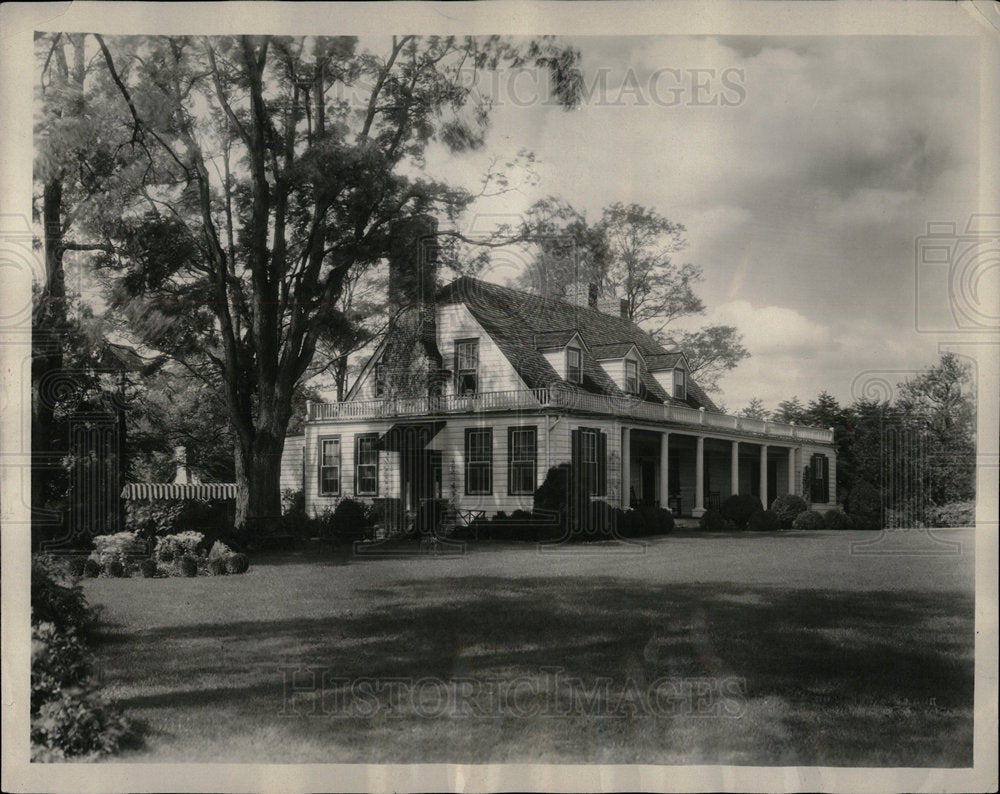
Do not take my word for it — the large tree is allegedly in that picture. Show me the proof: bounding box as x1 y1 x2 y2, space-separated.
518 199 748 392
45 34 582 532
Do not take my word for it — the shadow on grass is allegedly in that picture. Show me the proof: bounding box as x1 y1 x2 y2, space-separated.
93 574 974 766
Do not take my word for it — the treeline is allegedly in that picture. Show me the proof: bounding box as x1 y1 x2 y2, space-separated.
740 353 976 526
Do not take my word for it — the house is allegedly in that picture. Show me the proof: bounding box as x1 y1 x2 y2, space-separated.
290 240 837 528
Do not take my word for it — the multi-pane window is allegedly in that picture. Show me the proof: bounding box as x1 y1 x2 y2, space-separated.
319 437 341 495
355 433 379 496
625 359 639 394
508 426 537 495
465 427 493 495
673 368 686 400
374 362 386 397
455 339 479 395
566 347 582 384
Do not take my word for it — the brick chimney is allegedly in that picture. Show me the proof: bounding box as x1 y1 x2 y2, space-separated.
386 215 442 379
172 445 189 485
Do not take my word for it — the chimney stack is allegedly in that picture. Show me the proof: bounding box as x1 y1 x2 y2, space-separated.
173 445 189 485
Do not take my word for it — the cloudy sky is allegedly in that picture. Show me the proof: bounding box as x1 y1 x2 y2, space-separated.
422 34 983 412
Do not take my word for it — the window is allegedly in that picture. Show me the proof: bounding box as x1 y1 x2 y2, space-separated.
374 362 386 397
455 339 479 395
625 359 639 394
319 437 341 495
566 347 582 384
465 427 493 495
508 426 537 495
810 453 829 503
572 426 607 497
354 433 379 496
673 368 686 400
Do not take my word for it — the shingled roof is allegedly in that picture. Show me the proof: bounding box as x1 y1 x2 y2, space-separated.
437 277 718 411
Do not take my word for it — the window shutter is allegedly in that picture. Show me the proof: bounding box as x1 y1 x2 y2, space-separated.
453 347 459 392
507 426 515 495
597 431 608 496
571 427 581 471
820 454 829 502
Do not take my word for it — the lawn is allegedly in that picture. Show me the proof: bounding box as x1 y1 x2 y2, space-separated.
83 528 975 766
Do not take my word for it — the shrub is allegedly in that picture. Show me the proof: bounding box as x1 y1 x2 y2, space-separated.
823 510 854 530
846 480 882 530
748 509 780 532
637 504 674 535
179 555 199 577
67 557 87 578
533 463 572 515
31 556 94 636
770 494 808 529
31 687 131 762
792 510 825 530
925 501 975 528
155 531 205 561
31 621 91 708
125 499 185 538
139 559 158 578
573 500 618 540
208 540 233 561
329 498 374 542
699 508 738 532
720 494 763 529
209 557 229 576
107 559 126 578
226 553 250 574
621 508 646 538
83 558 101 579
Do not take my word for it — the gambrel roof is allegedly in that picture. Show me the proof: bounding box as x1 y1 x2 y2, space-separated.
437 277 718 411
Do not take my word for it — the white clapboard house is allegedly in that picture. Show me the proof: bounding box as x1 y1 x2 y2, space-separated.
282 262 837 528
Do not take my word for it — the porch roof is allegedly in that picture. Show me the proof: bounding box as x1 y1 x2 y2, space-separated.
121 482 239 501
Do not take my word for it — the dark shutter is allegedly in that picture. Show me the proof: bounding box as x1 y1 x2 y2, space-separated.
507 426 515 495
597 430 607 496
811 453 829 503
453 346 459 392
571 427 581 471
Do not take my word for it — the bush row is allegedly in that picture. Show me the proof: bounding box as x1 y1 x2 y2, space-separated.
76 533 251 578
450 502 674 543
699 494 858 532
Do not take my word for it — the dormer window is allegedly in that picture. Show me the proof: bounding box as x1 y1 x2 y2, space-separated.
566 347 582 384
455 339 479 395
625 359 639 394
673 368 686 400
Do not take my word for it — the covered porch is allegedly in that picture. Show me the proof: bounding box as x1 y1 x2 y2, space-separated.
621 427 797 517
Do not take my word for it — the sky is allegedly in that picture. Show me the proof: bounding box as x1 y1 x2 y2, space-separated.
419 34 984 412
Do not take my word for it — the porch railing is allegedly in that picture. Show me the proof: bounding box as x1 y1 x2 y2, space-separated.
307 387 834 443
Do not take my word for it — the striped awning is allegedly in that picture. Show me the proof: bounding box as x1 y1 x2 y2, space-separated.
121 482 240 501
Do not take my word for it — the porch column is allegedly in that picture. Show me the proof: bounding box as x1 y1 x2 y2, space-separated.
787 447 796 496
759 444 769 508
730 440 739 496
621 426 631 509
659 431 670 509
693 436 705 517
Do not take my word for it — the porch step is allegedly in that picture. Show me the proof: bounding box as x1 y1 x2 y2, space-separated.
672 517 701 529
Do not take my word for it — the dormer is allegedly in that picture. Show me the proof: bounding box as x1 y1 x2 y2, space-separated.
592 343 645 395
535 330 588 385
647 352 690 402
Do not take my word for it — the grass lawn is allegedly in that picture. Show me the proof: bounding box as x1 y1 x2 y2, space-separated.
83 528 975 766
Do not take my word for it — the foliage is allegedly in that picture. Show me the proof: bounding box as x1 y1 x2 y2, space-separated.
519 199 748 392
620 505 674 537
413 498 450 537
748 510 780 532
67 556 87 577
739 398 768 420
155 531 205 561
846 480 882 530
83 558 101 578
208 540 233 561
770 494 808 529
823 510 854 530
107 559 126 578
772 397 807 425
139 559 158 578
31 556 95 636
533 463 575 518
792 510 826 530
699 509 738 532
179 555 199 577
92 531 139 565
226 553 250 575
719 494 763 529
209 558 229 576
329 498 376 542
925 501 975 528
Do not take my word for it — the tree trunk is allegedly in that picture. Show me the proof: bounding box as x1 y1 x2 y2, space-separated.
233 422 287 536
